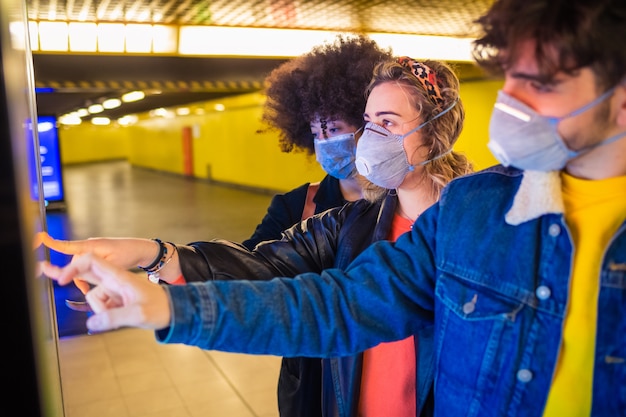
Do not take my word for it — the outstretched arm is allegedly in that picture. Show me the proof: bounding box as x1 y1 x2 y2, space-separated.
40 217 436 358
37 232 183 284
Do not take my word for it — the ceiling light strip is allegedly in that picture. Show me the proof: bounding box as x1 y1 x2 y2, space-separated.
27 20 476 62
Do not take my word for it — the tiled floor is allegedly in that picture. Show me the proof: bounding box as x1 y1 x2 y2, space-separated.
58 329 282 417
52 160 287 417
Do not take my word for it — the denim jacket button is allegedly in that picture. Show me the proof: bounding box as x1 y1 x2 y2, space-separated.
535 285 551 300
462 294 477 314
517 369 533 383
548 224 561 237
462 301 475 314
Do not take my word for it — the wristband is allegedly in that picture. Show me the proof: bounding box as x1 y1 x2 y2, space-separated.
142 240 177 283
139 238 166 272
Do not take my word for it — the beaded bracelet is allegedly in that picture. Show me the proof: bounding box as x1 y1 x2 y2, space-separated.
140 239 178 283
146 257 172 283
139 238 166 272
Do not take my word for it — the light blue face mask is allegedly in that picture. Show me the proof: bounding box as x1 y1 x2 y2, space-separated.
488 87 626 171
355 100 457 189
313 132 358 179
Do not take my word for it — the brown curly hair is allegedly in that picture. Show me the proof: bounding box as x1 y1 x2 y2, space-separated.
260 34 393 155
472 0 626 91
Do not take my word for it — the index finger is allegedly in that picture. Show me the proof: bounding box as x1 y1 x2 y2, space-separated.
40 232 85 256
40 253 107 287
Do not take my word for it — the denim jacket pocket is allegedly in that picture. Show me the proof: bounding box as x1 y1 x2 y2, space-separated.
433 272 529 417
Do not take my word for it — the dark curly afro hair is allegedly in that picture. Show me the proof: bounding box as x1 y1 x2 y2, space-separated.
260 34 393 155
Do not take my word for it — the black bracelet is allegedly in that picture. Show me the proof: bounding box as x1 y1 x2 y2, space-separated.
139 238 166 271
146 241 177 284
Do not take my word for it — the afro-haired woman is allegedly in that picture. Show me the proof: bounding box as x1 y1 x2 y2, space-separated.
242 34 393 250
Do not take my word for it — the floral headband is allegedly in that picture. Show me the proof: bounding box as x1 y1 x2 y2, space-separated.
397 56 445 108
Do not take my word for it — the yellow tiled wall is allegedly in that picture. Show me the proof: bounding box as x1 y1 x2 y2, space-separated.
58 79 502 193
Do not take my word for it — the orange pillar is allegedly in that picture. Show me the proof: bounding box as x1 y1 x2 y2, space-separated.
181 126 193 176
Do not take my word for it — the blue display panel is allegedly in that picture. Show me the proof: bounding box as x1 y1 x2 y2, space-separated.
27 115 65 205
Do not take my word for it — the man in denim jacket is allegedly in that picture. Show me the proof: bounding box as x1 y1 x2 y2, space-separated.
42 0 626 415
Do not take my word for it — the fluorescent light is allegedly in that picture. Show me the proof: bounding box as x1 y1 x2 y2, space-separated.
125 24 153 52
76 108 89 117
30 21 476 62
179 26 342 57
369 33 475 62
121 91 145 102
33 21 179 54
177 26 475 62
59 114 82 125
78 10 89 21
97 23 125 52
88 104 104 113
137 11 151 22
103 98 122 109
152 25 177 53
118 115 138 125
91 117 111 125
38 21 69 51
68 22 97 52
150 108 173 118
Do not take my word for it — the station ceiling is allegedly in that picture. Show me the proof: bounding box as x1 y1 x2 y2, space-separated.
27 0 495 120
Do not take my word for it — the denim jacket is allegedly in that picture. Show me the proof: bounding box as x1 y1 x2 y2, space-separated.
160 165 626 416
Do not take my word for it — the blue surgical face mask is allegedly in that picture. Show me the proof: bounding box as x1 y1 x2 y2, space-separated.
355 100 457 189
487 87 626 171
313 132 358 179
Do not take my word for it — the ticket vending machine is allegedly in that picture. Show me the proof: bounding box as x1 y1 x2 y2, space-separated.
0 0 65 414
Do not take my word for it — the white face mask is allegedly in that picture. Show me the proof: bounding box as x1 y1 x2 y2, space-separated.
487 88 626 171
355 100 457 189
313 132 357 179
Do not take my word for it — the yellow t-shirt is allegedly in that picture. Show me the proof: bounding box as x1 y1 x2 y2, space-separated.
543 172 626 416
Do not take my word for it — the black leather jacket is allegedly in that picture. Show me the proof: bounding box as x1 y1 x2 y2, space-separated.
176 191 434 417
242 174 346 250
241 174 346 417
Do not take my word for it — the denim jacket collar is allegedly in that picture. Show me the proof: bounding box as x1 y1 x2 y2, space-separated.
505 170 564 226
